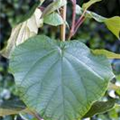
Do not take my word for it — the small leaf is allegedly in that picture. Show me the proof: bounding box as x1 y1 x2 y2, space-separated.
0 99 26 116
40 0 45 5
82 0 102 10
83 99 116 118
9 35 114 120
104 16 120 39
0 8 43 58
76 6 106 22
44 12 64 26
76 4 82 15
85 10 106 22
42 0 67 17
77 7 120 38
91 49 120 59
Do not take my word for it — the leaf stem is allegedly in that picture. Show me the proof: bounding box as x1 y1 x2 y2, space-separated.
74 16 85 35
60 2 67 41
68 0 76 40
73 10 86 37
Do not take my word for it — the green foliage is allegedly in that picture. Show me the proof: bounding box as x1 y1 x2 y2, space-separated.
44 12 64 26
0 8 43 58
91 49 120 59
83 99 116 118
0 0 40 27
82 0 102 10
42 0 67 17
104 16 120 39
9 35 114 120
0 100 26 116
77 6 120 39
0 0 120 120
18 1 40 27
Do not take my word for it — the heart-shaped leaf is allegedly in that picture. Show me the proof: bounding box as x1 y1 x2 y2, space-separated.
9 35 114 120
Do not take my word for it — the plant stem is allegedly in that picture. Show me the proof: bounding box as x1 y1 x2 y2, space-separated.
73 10 86 37
60 2 67 41
74 16 85 35
68 0 76 40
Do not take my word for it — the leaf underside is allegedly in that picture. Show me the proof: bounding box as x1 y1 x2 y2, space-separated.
9 35 114 120
0 100 26 116
83 99 116 118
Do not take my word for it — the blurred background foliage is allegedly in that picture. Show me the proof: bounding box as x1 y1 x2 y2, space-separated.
0 0 120 120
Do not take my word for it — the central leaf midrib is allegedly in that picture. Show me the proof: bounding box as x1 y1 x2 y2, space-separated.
60 56 66 120
63 57 89 119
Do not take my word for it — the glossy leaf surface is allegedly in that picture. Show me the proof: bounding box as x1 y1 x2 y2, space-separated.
9 35 114 120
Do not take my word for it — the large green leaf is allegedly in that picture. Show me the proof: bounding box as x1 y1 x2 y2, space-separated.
0 100 26 116
9 35 114 120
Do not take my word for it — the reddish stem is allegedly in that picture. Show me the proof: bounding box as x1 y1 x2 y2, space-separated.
74 17 85 35
75 10 86 27
68 0 76 40
73 10 86 35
